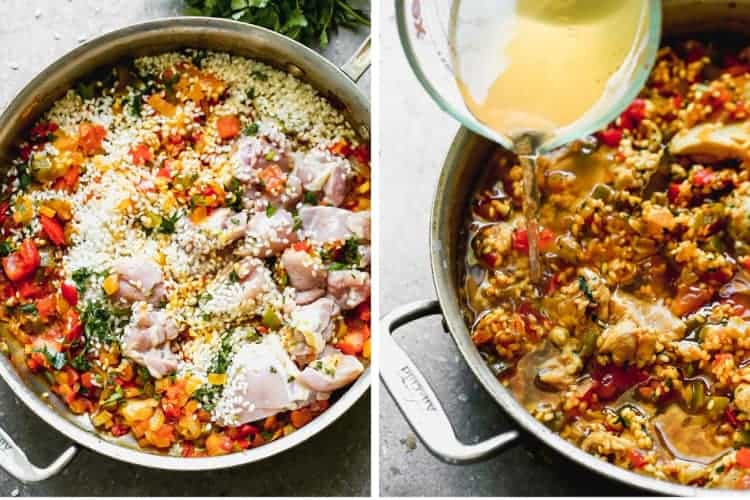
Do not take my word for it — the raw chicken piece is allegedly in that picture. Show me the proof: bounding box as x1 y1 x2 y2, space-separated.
281 248 327 291
327 269 370 310
214 334 312 426
298 206 370 244
201 257 278 317
112 257 166 305
610 290 686 343
238 208 298 258
299 347 364 392
669 121 750 162
200 208 248 246
233 135 293 181
121 302 180 378
289 297 340 357
295 288 326 305
295 149 350 206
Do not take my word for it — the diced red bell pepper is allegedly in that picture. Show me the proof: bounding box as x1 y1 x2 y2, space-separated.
628 449 647 469
110 424 130 437
36 295 57 320
78 123 107 155
61 282 78 306
512 227 555 253
668 182 681 204
157 165 172 180
336 330 368 355
216 115 241 140
2 239 40 282
40 215 66 246
738 448 750 468
726 406 740 427
53 164 81 193
693 168 715 187
64 310 83 343
352 144 370 164
598 127 622 148
129 144 153 165
80 372 95 389
18 280 46 299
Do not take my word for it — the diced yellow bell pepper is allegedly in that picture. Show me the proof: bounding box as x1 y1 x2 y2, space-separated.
363 338 371 359
12 196 34 224
207 373 227 386
38 205 56 218
102 273 120 295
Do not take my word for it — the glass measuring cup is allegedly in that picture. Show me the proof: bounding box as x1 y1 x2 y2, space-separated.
395 0 663 154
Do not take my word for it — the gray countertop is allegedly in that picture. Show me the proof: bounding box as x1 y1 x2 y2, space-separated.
0 0 370 496
377 2 638 496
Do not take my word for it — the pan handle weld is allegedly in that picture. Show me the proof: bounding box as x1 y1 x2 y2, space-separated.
0 424 77 482
380 299 520 464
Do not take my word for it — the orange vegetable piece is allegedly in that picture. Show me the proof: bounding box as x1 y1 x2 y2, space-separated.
290 408 313 429
147 94 176 117
216 115 240 140
738 448 750 468
78 123 107 155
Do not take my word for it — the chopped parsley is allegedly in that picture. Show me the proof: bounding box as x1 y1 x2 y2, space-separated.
193 384 222 411
342 238 361 266
266 205 277 217
19 303 37 315
75 81 97 100
226 177 245 211
72 267 94 293
578 276 595 302
228 270 240 283
251 71 268 81
303 191 318 205
81 300 117 345
328 262 348 271
243 122 259 136
35 347 66 370
210 331 234 375
16 162 31 190
157 210 182 234
69 351 90 371
0 240 13 257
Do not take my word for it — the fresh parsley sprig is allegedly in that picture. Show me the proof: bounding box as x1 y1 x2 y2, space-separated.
183 0 370 48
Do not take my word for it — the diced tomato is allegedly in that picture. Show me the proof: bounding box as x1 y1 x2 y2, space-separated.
61 282 78 306
355 302 371 322
40 215 66 246
53 164 81 193
129 144 153 166
671 95 683 110
110 424 130 437
80 372 95 389
36 295 56 320
624 98 647 122
0 201 9 226
628 450 647 469
352 144 370 164
329 141 353 157
2 239 40 282
512 227 555 253
584 364 648 404
17 280 46 299
727 406 740 427
693 168 715 187
738 448 750 468
598 127 622 148
78 123 106 155
292 240 312 253
216 115 241 140
157 166 172 180
64 310 83 343
668 182 681 204
336 330 367 355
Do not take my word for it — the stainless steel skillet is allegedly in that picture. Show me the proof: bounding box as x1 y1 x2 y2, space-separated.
0 16 370 481
381 0 750 495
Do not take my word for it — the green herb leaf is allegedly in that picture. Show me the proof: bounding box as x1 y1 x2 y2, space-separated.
243 122 259 136
35 347 66 370
19 303 37 315
158 210 182 234
72 267 94 293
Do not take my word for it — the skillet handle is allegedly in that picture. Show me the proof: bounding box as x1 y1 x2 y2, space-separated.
341 36 371 82
0 424 77 482
380 299 520 464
